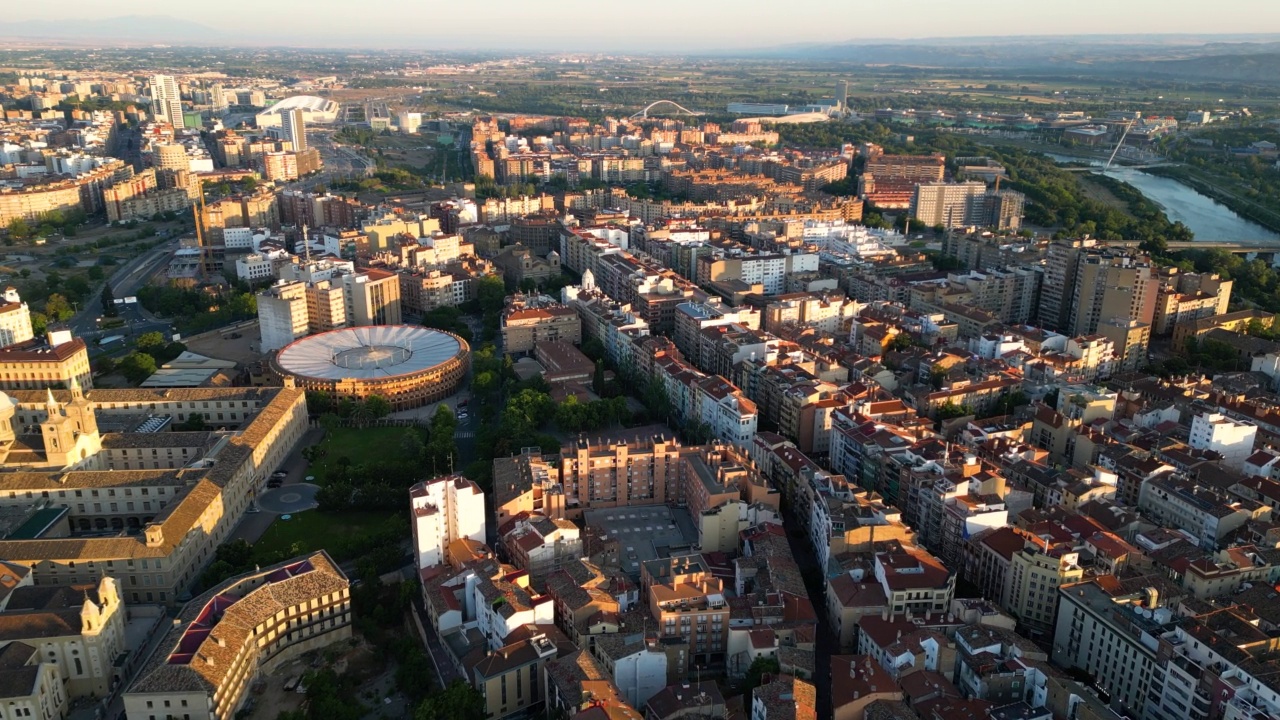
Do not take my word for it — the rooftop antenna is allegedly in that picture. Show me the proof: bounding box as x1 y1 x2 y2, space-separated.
303 224 312 265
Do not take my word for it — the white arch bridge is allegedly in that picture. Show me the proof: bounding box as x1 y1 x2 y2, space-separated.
630 100 703 119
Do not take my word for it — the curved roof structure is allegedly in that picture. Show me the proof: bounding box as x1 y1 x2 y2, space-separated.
259 95 338 115
275 326 463 381
254 95 339 126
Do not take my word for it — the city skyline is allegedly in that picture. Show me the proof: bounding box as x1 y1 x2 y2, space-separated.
3 2 1280 50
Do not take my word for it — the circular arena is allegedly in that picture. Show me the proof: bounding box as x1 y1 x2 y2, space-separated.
272 326 470 411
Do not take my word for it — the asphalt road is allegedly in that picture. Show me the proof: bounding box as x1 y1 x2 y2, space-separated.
69 240 178 341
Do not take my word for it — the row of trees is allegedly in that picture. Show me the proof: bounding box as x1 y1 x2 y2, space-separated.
5 208 87 242
136 285 257 334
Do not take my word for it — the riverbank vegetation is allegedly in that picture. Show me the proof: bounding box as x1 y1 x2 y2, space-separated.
776 123 1194 242
1153 124 1280 234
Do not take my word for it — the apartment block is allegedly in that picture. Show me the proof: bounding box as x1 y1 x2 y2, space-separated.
865 154 946 183
0 288 34 348
257 280 309 353
1137 475 1252 550
502 301 582 355
644 555 729 668
1051 578 1176 715
1067 251 1158 337
1188 411 1258 470
411 474 487 571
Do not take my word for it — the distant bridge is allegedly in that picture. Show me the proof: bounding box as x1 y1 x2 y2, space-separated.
630 100 703 119
1059 162 1177 170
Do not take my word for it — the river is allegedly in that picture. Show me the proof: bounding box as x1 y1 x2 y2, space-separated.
1043 153 1280 243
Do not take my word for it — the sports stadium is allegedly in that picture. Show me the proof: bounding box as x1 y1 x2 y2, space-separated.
254 95 341 127
271 326 470 411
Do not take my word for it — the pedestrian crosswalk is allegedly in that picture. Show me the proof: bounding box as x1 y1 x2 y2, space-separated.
454 430 474 439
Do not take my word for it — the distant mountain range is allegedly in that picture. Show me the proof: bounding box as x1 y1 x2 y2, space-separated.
0 15 227 44
737 35 1280 84
2 18 1279 84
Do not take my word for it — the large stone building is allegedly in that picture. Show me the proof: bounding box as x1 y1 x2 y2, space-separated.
0 574 126 701
0 386 309 605
0 332 92 392
123 551 351 720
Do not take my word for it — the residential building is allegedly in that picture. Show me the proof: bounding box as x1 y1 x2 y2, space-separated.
831 655 903 720
123 552 351 720
1138 475 1252 550
1067 251 1158 337
470 630 566 720
910 182 988 229
0 288 34 348
257 280 309 353
1006 540 1083 639
1051 578 1177 717
646 555 729 668
502 514 582 579
1188 411 1258 469
590 633 669 709
410 475 487 571
342 269 402 326
148 74 183 130
281 107 307 152
501 299 582 355
694 375 759 449
865 154 946 183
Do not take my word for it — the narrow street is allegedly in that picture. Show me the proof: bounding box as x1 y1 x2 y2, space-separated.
782 513 833 720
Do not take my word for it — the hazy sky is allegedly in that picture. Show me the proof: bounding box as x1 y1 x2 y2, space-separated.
10 0 1280 50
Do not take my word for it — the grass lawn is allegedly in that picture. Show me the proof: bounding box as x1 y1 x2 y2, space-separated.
252 510 399 563
310 426 421 479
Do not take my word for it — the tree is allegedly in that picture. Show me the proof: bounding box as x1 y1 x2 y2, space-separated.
364 394 392 419
118 352 157 385
415 681 486 720
45 293 74 322
6 218 30 240
592 360 606 396
936 401 973 420
886 333 914 352
306 390 332 414
741 656 781 695
136 331 167 356
100 285 118 317
176 413 207 431
400 428 426 462
477 275 507 313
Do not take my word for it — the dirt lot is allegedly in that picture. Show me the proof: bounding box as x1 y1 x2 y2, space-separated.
246 637 390 720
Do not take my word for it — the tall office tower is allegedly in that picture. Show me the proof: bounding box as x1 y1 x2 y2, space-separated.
281 108 307 152
1067 251 1158 337
149 74 185 130
1038 238 1095 332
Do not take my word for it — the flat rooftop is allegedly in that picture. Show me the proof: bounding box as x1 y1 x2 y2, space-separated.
583 504 698 577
